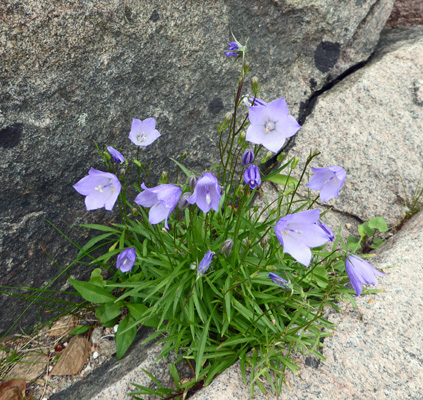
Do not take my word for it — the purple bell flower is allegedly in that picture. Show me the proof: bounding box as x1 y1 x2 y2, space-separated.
187 172 221 213
241 149 255 167
128 117 161 147
306 166 347 203
345 255 386 297
107 146 125 164
73 168 121 211
246 98 301 153
117 248 136 273
134 183 182 229
198 250 215 274
244 164 261 190
274 209 332 267
317 220 334 242
269 272 289 288
225 41 239 57
243 96 267 107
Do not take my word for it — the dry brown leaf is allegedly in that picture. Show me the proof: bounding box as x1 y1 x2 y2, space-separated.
48 315 78 338
7 352 48 382
0 380 26 400
50 336 90 376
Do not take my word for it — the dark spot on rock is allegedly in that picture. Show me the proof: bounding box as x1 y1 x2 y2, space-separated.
314 41 341 73
355 0 365 5
149 10 159 22
208 97 224 115
0 123 23 148
309 78 317 91
305 356 321 369
124 6 133 23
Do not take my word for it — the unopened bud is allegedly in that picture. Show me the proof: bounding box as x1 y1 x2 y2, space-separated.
132 207 139 217
188 176 197 192
261 151 273 164
241 149 255 167
277 152 287 163
251 76 259 94
161 171 168 184
220 238 234 257
291 157 299 169
178 192 192 210
266 265 278 272
133 159 142 167
243 62 250 75
103 151 111 161
250 270 260 279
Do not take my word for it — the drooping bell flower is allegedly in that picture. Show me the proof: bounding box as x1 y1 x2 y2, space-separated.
134 183 182 229
73 168 121 211
317 220 334 242
274 209 332 267
306 166 347 203
246 98 301 153
128 117 161 147
241 149 255 167
345 255 386 296
107 146 125 164
116 248 136 273
225 41 239 57
187 172 221 213
244 164 261 190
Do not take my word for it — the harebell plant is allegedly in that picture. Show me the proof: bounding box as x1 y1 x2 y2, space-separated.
69 37 386 397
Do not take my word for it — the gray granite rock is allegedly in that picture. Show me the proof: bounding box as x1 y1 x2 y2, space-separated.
288 26 423 228
0 0 395 334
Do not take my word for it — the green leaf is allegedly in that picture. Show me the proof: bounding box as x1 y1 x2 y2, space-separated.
312 266 328 288
368 217 388 233
370 237 385 249
264 174 298 187
69 325 90 336
77 233 114 258
95 302 122 324
126 303 160 328
116 315 137 360
346 236 361 251
89 268 104 287
80 224 120 233
195 309 214 379
69 279 116 303
358 222 374 239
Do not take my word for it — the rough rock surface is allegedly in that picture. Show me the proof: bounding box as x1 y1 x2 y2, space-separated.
188 210 423 400
0 0 395 334
289 26 423 228
386 0 423 28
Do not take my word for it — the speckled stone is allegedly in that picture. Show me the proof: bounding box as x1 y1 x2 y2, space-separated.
289 26 423 228
0 0 395 334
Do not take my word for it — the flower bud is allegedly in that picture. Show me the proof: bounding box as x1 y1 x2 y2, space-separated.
133 159 142 167
178 192 192 210
277 152 287 163
188 176 197 192
131 207 139 217
291 157 299 169
161 171 168 184
261 151 273 164
266 265 278 272
220 238 234 257
243 62 250 75
241 149 255 167
103 150 112 161
251 76 259 94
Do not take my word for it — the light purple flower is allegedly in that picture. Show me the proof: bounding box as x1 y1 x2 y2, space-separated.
128 118 161 147
241 149 255 167
117 248 136 273
225 41 239 57
269 272 289 288
134 183 182 229
73 168 121 211
187 172 221 213
244 164 261 190
345 255 386 296
198 250 214 274
107 146 125 164
274 209 332 267
246 96 267 107
246 98 301 153
317 221 334 242
306 166 347 203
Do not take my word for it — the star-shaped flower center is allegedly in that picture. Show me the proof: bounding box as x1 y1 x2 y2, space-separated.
264 119 275 133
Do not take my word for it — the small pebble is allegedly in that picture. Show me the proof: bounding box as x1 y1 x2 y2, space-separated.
113 324 118 333
93 351 99 359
